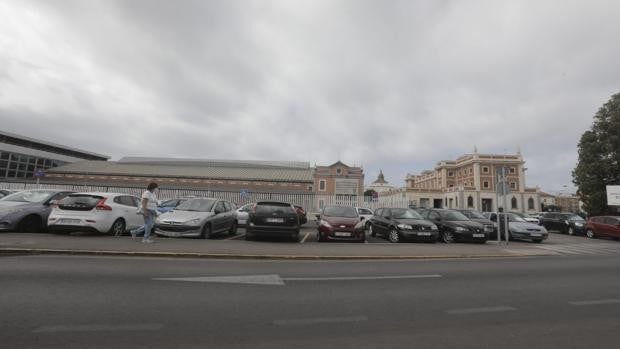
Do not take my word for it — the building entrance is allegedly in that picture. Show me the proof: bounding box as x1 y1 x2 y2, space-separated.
482 199 493 212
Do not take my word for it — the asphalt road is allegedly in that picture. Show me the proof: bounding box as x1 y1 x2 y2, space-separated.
2 254 620 349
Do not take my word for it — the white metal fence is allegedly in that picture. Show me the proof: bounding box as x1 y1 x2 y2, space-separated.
0 181 409 212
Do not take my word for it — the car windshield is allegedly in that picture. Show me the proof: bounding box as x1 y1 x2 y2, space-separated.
323 206 358 218
566 214 585 221
500 213 526 222
440 210 470 221
175 199 216 212
391 208 423 219
462 210 486 219
2 190 54 203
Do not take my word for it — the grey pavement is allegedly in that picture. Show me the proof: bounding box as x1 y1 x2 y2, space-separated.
2 226 609 259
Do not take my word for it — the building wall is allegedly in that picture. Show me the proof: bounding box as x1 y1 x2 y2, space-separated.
314 161 364 196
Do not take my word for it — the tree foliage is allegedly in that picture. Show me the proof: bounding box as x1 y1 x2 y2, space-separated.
364 189 377 197
573 93 620 215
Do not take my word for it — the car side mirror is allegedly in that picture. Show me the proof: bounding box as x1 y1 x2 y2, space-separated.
360 216 365 221
214 208 222 215
47 200 59 206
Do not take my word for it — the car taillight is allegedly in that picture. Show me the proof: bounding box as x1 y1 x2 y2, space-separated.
95 198 112 211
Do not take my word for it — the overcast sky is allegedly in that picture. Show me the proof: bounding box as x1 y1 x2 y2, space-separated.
1 0 619 193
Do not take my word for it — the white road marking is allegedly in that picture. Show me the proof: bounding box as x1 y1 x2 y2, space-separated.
569 299 620 306
33 323 163 333
446 306 516 315
283 274 442 281
273 316 368 326
300 233 310 243
153 274 442 285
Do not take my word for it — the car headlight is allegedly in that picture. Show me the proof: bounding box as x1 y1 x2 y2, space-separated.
574 222 583 227
185 218 201 225
454 226 467 232
397 223 413 230
319 220 332 228
430 224 438 230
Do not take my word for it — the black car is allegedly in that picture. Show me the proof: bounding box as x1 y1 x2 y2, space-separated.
457 209 496 238
245 201 300 241
420 208 487 243
539 212 586 235
368 207 438 243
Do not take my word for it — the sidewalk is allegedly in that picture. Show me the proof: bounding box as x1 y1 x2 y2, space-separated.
0 232 554 260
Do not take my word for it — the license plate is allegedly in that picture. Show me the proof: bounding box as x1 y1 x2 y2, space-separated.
265 218 284 223
531 233 542 237
60 219 81 225
417 232 431 236
473 233 485 238
334 232 351 237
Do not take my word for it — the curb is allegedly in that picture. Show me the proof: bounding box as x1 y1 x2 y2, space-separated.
0 248 530 260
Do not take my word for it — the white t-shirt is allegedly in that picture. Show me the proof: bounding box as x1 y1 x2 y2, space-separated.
141 190 158 211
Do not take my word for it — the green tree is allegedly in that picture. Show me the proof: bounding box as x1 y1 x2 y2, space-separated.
364 189 377 197
573 93 620 215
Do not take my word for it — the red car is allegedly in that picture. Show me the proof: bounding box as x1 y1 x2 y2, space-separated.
317 205 365 242
585 216 620 239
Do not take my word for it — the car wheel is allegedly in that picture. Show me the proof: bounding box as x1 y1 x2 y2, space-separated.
586 229 596 239
369 225 376 237
568 226 575 235
228 221 238 236
109 219 125 236
388 229 400 243
441 231 454 243
19 215 42 233
201 224 213 239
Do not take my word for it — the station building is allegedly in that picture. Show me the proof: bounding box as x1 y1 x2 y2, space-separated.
0 130 109 180
404 150 542 213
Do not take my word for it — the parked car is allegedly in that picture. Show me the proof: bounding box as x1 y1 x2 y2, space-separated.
293 205 308 225
510 211 540 224
419 208 487 243
368 207 438 243
355 207 374 228
0 189 74 233
235 202 254 226
157 196 197 214
0 189 20 199
245 201 300 242
316 205 365 242
539 212 586 235
155 197 237 238
457 209 495 237
585 216 620 239
48 192 144 235
487 212 548 242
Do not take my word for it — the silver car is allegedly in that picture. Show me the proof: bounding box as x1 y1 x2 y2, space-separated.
0 189 74 233
488 212 548 243
154 197 238 238
235 202 254 226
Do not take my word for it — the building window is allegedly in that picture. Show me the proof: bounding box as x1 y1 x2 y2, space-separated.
528 198 535 210
319 180 326 191
467 196 474 208
448 171 454 177
336 168 343 175
511 197 518 209
510 182 517 189
469 168 473 174
482 166 489 173
509 167 516 174
483 181 489 189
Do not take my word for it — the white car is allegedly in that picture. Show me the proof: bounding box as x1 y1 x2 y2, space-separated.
48 192 144 235
236 202 254 226
356 207 374 228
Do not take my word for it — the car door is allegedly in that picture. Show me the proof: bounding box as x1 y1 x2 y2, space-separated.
223 201 236 229
211 201 228 233
126 196 144 228
427 210 443 231
377 209 392 236
607 217 620 238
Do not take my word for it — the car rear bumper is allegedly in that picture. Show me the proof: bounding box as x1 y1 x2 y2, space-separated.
247 225 299 237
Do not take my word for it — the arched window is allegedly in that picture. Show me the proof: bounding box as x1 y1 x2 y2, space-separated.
528 198 534 210
467 196 474 208
511 197 518 209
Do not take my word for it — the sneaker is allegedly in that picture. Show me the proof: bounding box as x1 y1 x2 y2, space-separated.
142 238 154 243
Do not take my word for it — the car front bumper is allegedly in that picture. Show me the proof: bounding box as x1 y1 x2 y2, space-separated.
154 224 202 237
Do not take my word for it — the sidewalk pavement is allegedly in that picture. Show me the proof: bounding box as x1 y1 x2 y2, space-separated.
0 231 554 260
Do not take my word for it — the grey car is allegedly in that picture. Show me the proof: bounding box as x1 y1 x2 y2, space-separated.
487 212 549 243
0 189 74 233
154 197 237 238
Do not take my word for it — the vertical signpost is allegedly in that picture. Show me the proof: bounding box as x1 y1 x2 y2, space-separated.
34 168 44 188
496 167 511 245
